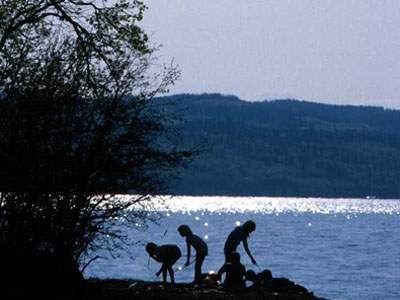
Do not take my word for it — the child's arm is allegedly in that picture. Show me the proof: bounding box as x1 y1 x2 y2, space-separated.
156 263 166 277
151 254 162 263
243 237 257 265
185 239 191 266
217 264 227 280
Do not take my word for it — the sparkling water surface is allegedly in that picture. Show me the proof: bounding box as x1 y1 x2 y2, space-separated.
85 197 400 300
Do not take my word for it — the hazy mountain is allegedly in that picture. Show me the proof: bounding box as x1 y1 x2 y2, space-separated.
159 93 400 198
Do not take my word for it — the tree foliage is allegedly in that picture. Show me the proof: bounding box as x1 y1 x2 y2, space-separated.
0 1 192 294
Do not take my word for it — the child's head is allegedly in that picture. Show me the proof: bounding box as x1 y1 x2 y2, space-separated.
145 242 157 255
259 269 273 281
228 251 241 263
243 220 256 234
177 224 192 237
245 270 257 282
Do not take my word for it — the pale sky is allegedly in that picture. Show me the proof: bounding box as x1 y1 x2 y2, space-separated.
143 1 400 108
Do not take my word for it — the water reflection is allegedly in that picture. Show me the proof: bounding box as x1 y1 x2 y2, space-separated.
129 196 400 214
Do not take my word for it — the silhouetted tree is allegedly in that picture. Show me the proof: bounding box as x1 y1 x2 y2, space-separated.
0 1 192 296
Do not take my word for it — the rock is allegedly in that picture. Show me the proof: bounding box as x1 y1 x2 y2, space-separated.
84 278 326 300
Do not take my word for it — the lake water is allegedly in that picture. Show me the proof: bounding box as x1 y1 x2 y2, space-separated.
84 196 400 300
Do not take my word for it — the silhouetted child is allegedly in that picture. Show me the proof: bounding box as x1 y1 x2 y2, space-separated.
177 225 208 284
224 220 257 265
245 269 273 291
145 242 181 284
217 252 246 292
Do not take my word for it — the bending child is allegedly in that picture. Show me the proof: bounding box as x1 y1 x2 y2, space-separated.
223 220 257 265
177 225 208 284
146 242 181 284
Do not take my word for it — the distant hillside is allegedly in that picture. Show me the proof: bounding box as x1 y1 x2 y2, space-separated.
159 94 400 198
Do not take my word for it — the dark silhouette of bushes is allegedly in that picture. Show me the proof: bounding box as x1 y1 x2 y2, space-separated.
0 2 193 298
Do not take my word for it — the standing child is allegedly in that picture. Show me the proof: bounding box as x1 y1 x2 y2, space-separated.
145 242 181 284
177 225 208 284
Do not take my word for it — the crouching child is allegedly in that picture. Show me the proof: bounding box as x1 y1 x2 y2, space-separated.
245 269 273 291
217 251 246 292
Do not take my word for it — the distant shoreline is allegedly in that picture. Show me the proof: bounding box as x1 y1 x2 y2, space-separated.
164 194 400 200
159 94 400 199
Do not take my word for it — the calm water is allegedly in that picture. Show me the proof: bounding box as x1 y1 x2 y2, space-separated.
85 197 400 300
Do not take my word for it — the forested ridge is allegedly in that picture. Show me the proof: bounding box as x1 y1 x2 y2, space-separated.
160 93 400 198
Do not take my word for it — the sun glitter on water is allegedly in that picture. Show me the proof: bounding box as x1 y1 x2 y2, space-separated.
141 196 400 214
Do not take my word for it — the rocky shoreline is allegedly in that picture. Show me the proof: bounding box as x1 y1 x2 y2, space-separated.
84 278 326 300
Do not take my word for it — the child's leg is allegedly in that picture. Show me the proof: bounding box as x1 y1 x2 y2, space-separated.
194 254 205 283
167 266 175 284
161 264 167 283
